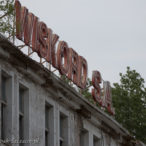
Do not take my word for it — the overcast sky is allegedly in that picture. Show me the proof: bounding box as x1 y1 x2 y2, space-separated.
20 0 146 86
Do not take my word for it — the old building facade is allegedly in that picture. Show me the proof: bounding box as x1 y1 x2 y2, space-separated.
0 34 145 146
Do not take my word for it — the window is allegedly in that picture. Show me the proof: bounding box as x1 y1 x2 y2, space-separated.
59 112 68 146
1 75 6 102
1 75 7 140
45 104 49 146
19 87 25 145
93 135 99 146
0 72 12 141
80 129 89 146
19 84 29 146
45 103 54 146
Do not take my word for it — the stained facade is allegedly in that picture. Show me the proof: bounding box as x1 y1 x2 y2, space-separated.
0 34 145 146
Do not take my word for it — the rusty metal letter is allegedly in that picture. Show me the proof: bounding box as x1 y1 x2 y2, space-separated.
103 81 115 115
15 0 21 39
57 41 69 75
32 16 39 52
51 34 59 68
45 28 52 63
38 22 48 58
24 13 34 46
15 0 28 41
92 71 102 105
46 29 59 67
78 56 88 89
68 48 79 85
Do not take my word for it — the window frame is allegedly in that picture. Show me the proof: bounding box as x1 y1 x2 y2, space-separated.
0 69 12 142
59 110 69 146
45 101 54 146
18 83 29 146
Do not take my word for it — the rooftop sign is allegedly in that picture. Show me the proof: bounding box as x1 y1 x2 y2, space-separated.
15 0 114 115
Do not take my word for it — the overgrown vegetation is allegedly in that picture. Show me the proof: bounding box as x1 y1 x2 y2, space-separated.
112 67 146 143
0 0 15 42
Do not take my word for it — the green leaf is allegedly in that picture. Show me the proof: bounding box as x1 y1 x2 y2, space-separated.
112 67 146 143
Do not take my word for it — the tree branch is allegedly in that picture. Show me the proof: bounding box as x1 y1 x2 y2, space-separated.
0 12 9 19
17 44 26 49
6 33 13 40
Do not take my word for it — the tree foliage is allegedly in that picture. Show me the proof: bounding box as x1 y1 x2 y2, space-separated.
0 0 15 41
112 67 146 143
